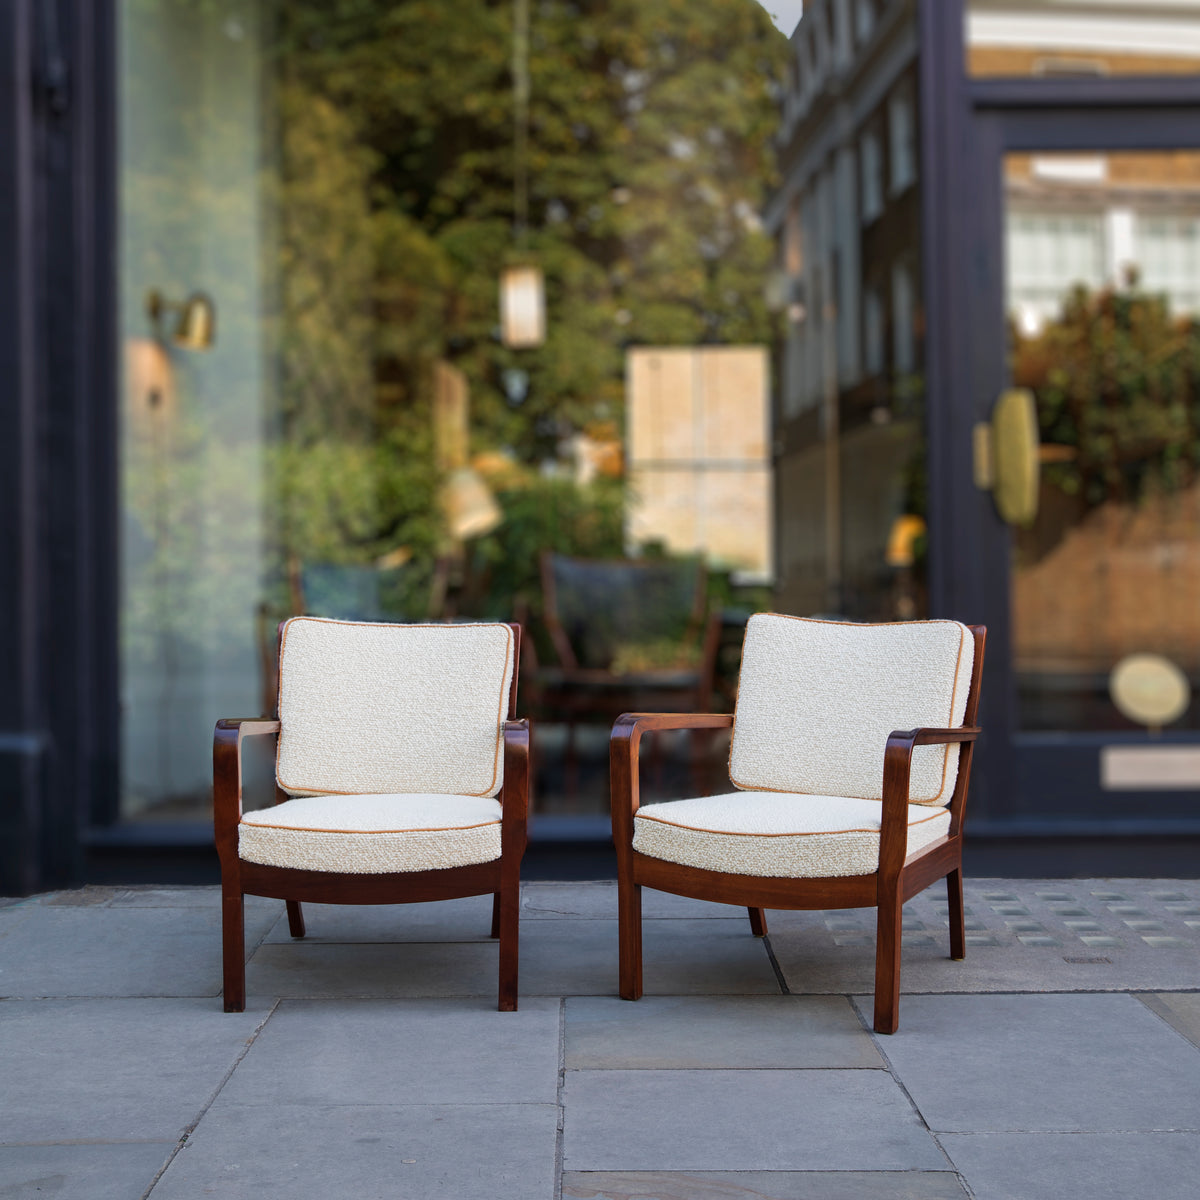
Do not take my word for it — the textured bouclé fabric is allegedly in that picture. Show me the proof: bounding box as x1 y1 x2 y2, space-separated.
275 618 514 799
633 791 950 878
239 793 502 873
729 615 973 805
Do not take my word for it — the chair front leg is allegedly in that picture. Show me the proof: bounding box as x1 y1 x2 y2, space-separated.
286 900 306 938
222 882 246 1013
747 907 768 937
618 874 644 1000
497 868 520 1011
873 888 902 1035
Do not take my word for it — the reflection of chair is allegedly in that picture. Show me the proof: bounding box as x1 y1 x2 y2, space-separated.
528 552 721 798
611 614 985 1034
531 550 719 717
215 618 529 1012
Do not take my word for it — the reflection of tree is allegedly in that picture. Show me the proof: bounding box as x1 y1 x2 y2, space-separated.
1012 283 1200 507
267 0 788 609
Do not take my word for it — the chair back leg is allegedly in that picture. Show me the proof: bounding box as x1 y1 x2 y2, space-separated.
490 891 502 939
747 907 768 937
286 900 306 938
222 884 246 1013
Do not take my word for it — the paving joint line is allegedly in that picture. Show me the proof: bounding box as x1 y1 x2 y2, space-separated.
761 934 790 994
553 995 567 1200
140 997 279 1199
849 997 967 1186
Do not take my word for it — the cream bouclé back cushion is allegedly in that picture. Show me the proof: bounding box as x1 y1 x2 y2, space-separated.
276 618 515 798
729 615 974 805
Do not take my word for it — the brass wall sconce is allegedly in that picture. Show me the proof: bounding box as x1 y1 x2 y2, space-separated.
145 289 216 351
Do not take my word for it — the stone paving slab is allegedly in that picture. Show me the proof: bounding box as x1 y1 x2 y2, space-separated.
1137 992 1200 1052
217 997 561 1106
0 1143 174 1200
522 882 728 920
260 896 497 943
245 939 499 998
562 1069 946 1172
0 998 271 1143
561 1171 969 1199
853 993 1200 1133
0 905 278 998
768 878 1200 994
522 918 780 996
150 1102 559 1200
565 996 881 1069
938 1132 1200 1200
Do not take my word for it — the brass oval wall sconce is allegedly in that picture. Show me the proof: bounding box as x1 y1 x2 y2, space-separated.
973 387 1039 526
146 289 216 351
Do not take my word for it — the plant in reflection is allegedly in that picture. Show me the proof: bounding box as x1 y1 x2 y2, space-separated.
267 0 787 617
1012 281 1200 507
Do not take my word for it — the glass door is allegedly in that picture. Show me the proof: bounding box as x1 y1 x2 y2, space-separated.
976 132 1200 825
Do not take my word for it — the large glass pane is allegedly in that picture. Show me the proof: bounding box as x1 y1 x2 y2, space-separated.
1005 150 1200 732
772 27 926 625
118 0 789 823
967 1 1200 79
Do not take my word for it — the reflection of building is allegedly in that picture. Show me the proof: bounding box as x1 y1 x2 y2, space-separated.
767 0 926 622
1007 151 1200 332
625 347 773 582
768 0 1200 852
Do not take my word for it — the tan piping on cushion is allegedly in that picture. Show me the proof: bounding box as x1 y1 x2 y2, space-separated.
727 615 968 803
274 619 514 799
240 819 500 835
634 805 946 838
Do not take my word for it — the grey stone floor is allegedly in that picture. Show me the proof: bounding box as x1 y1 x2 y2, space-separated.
2 878 1199 1199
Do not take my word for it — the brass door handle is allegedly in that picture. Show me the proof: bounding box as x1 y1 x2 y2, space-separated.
973 388 1039 526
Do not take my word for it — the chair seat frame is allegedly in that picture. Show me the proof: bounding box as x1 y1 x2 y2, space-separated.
214 624 529 1013
610 625 985 1034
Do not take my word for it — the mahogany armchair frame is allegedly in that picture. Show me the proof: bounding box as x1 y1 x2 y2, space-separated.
610 625 986 1034
214 623 529 1013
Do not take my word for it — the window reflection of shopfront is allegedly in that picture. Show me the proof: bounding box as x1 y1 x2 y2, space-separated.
774 0 1200 846
114 0 788 832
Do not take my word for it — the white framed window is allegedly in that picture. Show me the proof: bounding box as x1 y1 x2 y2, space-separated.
860 126 883 223
888 80 916 195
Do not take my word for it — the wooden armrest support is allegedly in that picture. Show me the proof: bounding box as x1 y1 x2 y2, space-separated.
877 726 980 882
609 712 733 845
213 718 282 864
500 720 530 818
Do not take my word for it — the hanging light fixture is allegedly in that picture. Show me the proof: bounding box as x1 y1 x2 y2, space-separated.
500 0 545 349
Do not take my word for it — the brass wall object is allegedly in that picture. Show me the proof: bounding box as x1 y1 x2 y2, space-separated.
973 387 1039 526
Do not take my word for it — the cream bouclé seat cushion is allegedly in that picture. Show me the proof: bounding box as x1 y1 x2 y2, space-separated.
633 614 974 879
238 618 515 874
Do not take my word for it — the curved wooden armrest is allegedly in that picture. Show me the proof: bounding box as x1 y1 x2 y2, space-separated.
213 719 282 860
877 726 980 881
610 712 733 844
500 719 531 821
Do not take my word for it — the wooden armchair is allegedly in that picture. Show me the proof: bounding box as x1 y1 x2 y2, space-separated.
611 614 985 1034
215 618 528 1012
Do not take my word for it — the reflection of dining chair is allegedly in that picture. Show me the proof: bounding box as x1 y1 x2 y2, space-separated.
215 617 529 1012
527 551 721 797
611 614 985 1034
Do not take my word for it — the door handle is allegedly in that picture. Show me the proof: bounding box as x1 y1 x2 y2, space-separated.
973 388 1040 526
